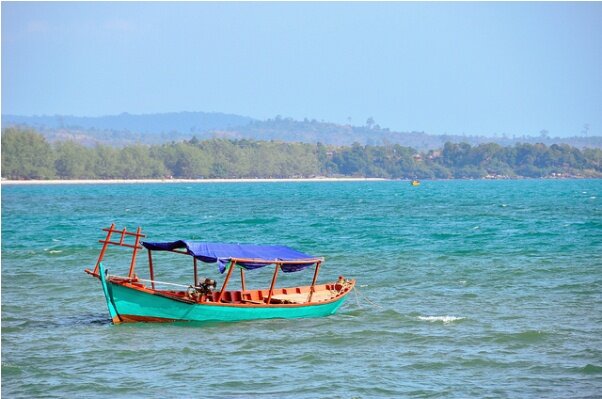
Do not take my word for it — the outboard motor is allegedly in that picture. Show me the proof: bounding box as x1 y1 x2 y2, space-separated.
188 278 217 301
196 278 217 296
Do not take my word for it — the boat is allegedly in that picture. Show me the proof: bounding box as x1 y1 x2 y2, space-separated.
411 179 420 186
85 224 356 324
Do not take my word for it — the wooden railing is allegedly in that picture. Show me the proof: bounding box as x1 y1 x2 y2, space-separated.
91 224 145 278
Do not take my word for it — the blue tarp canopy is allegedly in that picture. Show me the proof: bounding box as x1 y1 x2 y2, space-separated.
142 240 320 273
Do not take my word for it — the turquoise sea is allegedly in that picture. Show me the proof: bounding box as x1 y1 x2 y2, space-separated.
2 180 601 398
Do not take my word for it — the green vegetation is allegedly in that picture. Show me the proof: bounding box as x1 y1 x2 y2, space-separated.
2 128 602 180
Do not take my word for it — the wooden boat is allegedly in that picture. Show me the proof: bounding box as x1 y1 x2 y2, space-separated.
411 179 420 186
85 224 356 324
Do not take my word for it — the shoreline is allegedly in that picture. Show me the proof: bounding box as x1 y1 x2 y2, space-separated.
1 176 597 185
0 177 388 185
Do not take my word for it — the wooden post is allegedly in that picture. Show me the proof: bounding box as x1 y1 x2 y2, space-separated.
128 227 143 278
216 261 236 303
147 249 155 290
93 223 115 275
193 258 198 286
240 268 246 292
307 261 322 302
266 263 280 304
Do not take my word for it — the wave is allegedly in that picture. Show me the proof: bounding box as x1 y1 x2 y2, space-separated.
492 330 549 343
417 315 465 324
226 217 280 225
579 364 602 374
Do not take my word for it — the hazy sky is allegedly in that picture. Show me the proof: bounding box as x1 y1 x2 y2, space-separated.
2 2 601 137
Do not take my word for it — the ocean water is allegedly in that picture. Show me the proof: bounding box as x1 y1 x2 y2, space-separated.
1 180 601 398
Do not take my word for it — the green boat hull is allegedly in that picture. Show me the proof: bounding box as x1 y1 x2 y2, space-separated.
98 264 349 323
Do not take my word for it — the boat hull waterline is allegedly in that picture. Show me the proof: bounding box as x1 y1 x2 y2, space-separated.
99 263 352 323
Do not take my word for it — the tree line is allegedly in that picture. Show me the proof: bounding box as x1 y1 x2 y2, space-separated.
2 128 601 180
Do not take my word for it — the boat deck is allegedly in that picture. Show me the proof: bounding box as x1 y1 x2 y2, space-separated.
114 278 351 305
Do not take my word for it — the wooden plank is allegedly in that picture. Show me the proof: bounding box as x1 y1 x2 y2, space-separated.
128 227 143 278
147 249 155 290
266 263 280 304
308 261 322 302
229 257 323 265
102 227 146 238
193 258 198 286
93 223 115 274
240 268 246 292
98 240 143 249
216 261 236 303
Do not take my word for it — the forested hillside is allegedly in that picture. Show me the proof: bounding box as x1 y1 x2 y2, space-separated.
3 128 601 180
3 113 600 150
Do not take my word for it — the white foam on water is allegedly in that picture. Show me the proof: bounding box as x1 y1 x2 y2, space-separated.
418 315 465 324
48 250 63 254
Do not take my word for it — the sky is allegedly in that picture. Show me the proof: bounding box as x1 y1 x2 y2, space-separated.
2 2 601 137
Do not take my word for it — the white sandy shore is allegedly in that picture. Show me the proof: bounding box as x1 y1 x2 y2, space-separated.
1 177 387 185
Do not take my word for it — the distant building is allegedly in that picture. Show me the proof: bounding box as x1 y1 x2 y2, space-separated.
428 150 442 159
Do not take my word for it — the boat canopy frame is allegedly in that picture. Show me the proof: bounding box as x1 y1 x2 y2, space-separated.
141 240 323 272
86 224 324 304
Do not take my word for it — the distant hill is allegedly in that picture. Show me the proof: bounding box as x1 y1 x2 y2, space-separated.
222 117 602 150
2 112 601 150
2 112 255 146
